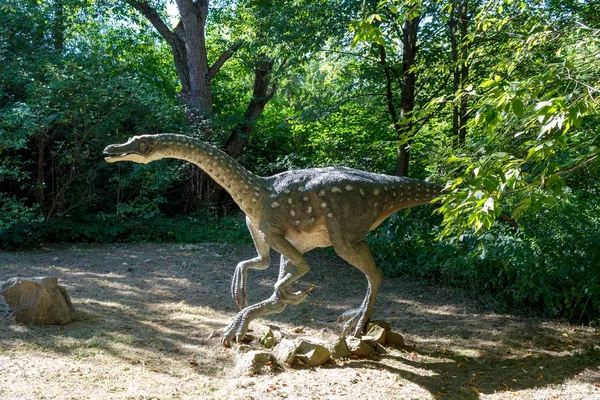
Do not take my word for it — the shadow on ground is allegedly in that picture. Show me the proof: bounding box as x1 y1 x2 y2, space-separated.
0 243 598 399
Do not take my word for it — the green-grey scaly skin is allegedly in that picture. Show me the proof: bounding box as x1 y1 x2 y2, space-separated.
104 134 441 346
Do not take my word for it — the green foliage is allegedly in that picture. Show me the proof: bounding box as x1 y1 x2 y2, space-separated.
1 0 599 326
369 188 600 323
0 211 250 250
433 3 600 237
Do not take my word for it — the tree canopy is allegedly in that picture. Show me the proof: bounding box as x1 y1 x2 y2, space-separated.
1 0 599 323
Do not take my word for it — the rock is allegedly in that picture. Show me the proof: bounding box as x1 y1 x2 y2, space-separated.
273 338 297 365
385 331 405 348
238 345 252 353
0 295 12 319
234 350 278 376
259 326 283 348
1 277 75 325
374 343 388 354
295 339 330 367
368 320 392 331
328 336 351 359
345 336 374 357
362 324 387 346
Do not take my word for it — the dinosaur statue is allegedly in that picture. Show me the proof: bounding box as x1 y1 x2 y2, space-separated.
104 133 442 346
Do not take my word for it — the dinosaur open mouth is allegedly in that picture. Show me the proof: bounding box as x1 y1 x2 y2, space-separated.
103 151 129 162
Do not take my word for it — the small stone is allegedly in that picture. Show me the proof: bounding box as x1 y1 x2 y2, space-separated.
345 336 374 357
328 337 351 359
295 340 330 367
385 331 405 348
273 338 297 365
234 350 278 376
238 345 252 353
375 343 388 354
362 324 387 346
368 320 392 331
259 326 283 348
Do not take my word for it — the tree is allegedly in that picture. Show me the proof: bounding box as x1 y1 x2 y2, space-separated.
124 0 340 207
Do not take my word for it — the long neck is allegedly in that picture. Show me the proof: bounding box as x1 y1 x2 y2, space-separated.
155 134 267 217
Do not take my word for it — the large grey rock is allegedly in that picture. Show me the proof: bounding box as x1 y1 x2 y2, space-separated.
1 277 75 325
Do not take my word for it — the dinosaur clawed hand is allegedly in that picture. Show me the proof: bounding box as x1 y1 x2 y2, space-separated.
221 286 314 347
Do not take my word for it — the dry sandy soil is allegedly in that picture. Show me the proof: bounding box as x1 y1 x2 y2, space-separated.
0 242 599 400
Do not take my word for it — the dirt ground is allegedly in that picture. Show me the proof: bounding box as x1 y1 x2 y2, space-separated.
0 243 599 400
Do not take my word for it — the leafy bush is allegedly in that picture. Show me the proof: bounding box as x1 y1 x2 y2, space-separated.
369 189 600 324
0 211 251 250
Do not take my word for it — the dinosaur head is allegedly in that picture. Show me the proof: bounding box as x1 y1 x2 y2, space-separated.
103 135 162 164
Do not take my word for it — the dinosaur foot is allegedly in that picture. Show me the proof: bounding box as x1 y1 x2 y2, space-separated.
221 298 287 347
337 308 369 337
222 287 313 347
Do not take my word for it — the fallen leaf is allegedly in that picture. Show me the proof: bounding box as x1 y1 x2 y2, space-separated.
471 387 480 394
562 333 569 338
437 392 448 397
457 362 464 368
537 374 543 381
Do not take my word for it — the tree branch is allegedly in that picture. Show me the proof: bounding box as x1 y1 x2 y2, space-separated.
124 1 177 45
208 40 244 81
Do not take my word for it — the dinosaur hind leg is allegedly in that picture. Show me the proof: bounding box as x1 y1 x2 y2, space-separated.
333 241 383 337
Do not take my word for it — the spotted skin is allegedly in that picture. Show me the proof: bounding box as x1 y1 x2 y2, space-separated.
103 134 441 346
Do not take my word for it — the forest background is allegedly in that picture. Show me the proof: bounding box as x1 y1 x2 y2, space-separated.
1 0 599 326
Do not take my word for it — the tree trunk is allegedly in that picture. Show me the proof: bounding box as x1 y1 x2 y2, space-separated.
126 0 276 211
225 59 276 159
458 0 469 145
449 0 470 146
52 0 64 52
396 15 419 177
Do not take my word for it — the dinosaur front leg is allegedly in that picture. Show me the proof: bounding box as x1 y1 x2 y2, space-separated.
222 256 311 346
231 217 271 309
222 235 313 346
333 241 383 336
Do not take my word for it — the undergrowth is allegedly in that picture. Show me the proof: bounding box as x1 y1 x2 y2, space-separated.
0 211 251 250
368 188 600 325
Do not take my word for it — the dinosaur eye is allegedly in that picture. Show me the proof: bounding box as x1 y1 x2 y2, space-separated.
139 141 148 152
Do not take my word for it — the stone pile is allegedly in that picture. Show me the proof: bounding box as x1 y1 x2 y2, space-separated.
234 321 405 375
